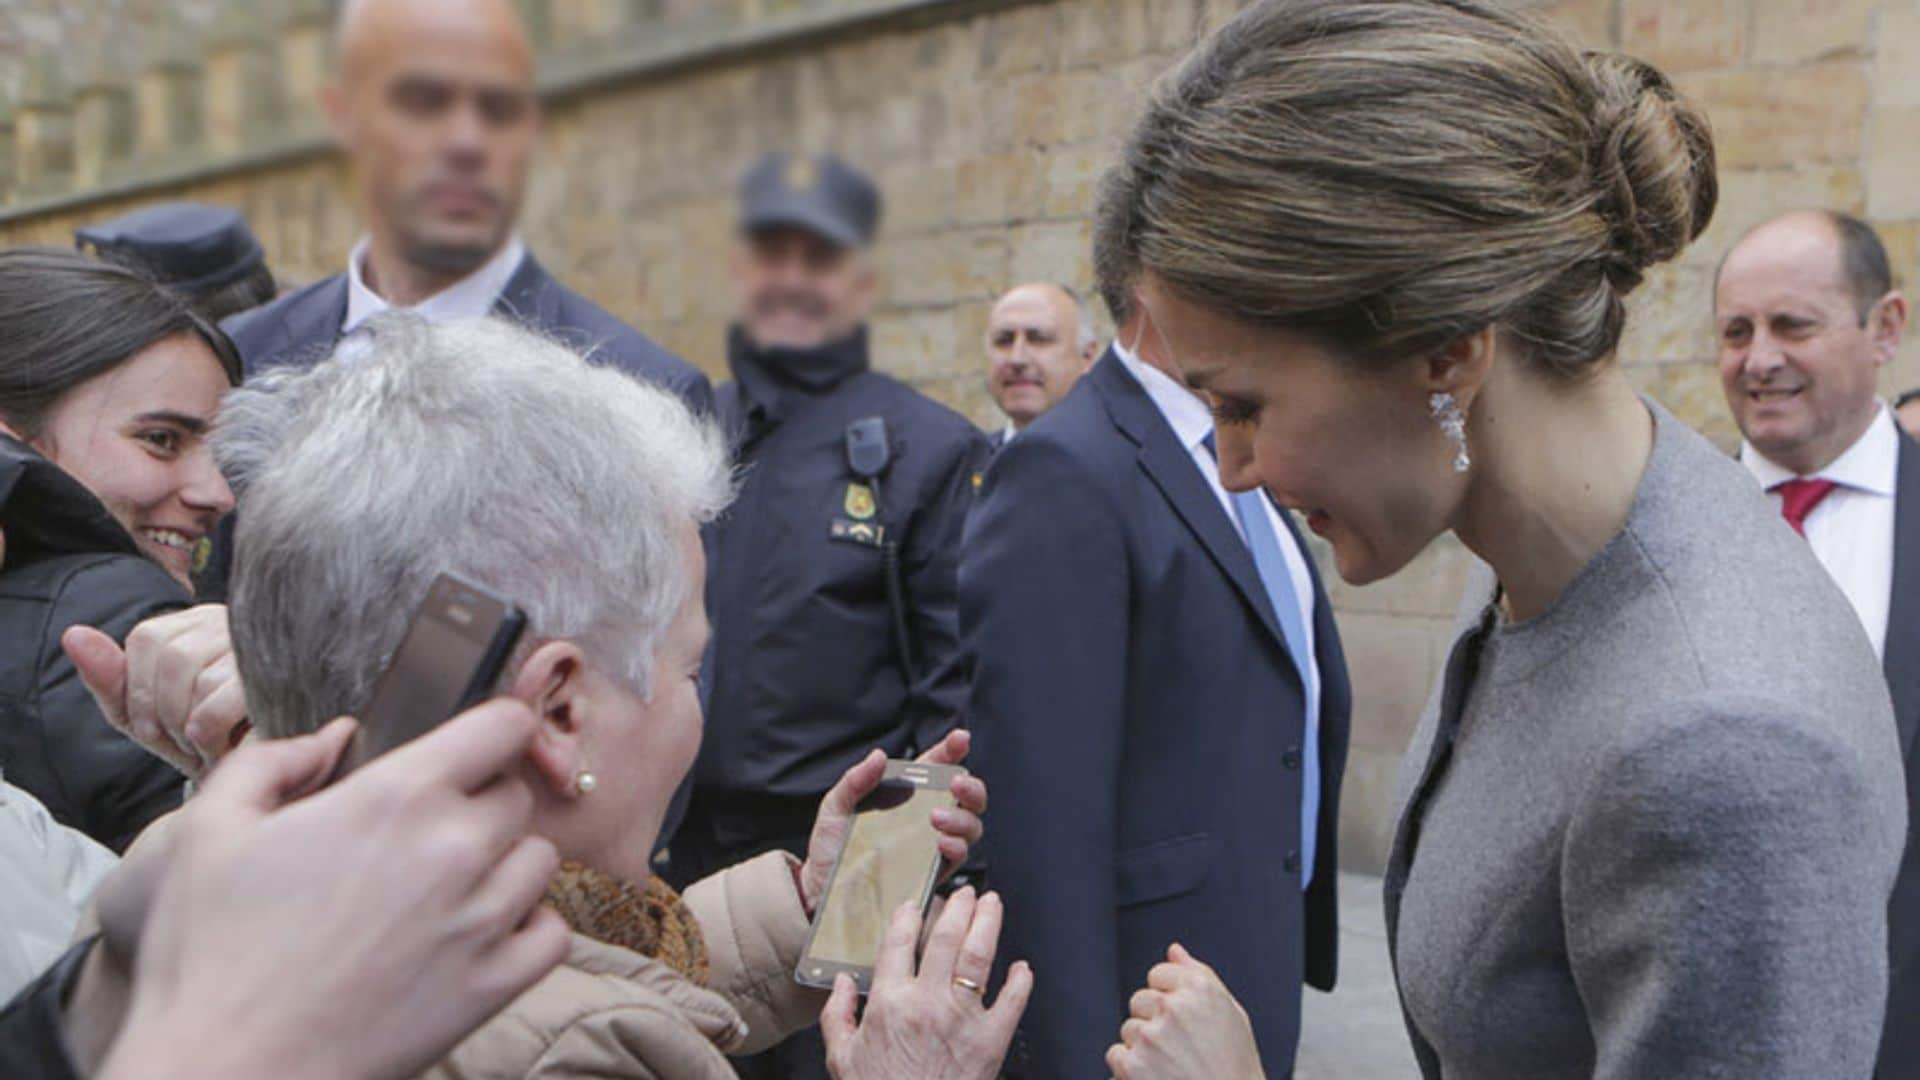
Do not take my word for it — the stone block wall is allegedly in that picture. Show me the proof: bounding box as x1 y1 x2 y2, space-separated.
0 0 1905 873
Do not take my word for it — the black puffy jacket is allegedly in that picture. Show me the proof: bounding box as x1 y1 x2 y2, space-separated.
0 436 187 852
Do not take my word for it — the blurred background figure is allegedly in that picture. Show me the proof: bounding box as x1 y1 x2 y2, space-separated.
75 203 278 323
0 248 238 852
196 0 711 603
221 0 707 404
984 282 1099 449
671 149 988 1079
1713 208 1920 1078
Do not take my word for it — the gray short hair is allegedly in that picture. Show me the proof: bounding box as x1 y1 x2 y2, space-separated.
217 314 732 740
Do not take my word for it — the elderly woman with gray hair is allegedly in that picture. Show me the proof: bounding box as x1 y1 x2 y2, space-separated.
132 313 1030 1078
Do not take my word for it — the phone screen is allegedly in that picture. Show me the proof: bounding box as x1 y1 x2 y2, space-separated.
805 776 951 970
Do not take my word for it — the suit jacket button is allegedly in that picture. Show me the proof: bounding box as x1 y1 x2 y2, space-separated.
1284 851 1301 873
1282 747 1302 770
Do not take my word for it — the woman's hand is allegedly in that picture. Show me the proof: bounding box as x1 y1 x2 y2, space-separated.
1106 944 1265 1080
799 729 988 915
820 887 1032 1080
64 603 250 782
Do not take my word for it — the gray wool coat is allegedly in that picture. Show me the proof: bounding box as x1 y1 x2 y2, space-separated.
1385 401 1908 1080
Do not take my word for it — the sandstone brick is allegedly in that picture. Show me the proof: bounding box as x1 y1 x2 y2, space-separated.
1008 218 1093 289
1876 9 1920 109
1867 107 1920 220
1752 0 1878 64
1620 0 1747 72
1530 0 1618 49
1675 60 1868 170
1144 0 1206 53
1686 164 1865 267
1627 362 1741 451
1618 262 1714 366
1337 612 1444 754
977 3 1062 77
1041 138 1115 220
879 162 958 235
1879 218 1919 292
1060 0 1153 70
872 307 963 380
954 151 1046 229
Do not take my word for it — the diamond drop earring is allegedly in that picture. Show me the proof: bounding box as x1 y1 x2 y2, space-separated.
1430 392 1471 474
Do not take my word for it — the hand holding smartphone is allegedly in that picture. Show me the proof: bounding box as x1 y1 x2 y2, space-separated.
796 760 964 992
331 572 527 781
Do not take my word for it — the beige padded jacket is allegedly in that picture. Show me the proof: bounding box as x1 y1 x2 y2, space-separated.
421 851 827 1079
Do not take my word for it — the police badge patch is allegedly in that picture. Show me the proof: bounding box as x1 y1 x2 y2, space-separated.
844 482 877 521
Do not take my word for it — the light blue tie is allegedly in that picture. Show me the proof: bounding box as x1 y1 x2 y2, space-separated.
1204 433 1321 889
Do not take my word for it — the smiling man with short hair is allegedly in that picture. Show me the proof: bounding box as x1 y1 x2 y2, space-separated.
984 282 1098 448
1715 208 1920 1079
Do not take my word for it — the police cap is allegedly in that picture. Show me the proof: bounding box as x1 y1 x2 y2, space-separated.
738 152 881 250
75 203 267 296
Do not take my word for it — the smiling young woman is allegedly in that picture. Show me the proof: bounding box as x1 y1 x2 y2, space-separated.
1094 1 1908 1078
0 246 241 852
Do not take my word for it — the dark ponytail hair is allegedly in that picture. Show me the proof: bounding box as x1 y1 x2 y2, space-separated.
0 246 243 440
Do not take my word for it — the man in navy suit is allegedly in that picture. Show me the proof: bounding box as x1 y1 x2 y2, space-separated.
221 0 709 411
204 0 708 601
1714 210 1920 1079
961 269 1351 1076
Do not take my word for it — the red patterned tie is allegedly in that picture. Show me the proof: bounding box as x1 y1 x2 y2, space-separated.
1773 478 1839 536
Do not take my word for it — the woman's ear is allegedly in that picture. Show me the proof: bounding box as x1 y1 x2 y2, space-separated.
1420 325 1499 413
509 640 590 799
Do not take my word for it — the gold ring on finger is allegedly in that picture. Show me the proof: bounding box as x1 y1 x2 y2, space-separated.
952 975 985 997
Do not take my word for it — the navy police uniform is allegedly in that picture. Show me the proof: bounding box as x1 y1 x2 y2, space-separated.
675 323 988 889
669 154 988 899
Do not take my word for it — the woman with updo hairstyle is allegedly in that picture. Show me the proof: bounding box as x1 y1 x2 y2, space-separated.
1094 2 1907 1078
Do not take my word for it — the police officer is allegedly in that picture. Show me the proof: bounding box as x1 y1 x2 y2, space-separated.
76 203 277 322
670 152 989 1078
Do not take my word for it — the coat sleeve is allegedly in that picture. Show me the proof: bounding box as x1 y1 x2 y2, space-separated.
960 433 1130 1080
1562 693 1906 1080
900 427 991 755
681 850 826 1054
28 558 188 853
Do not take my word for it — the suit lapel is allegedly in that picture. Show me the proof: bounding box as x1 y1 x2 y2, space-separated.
1886 431 1920 760
1090 351 1291 659
259 276 349 375
492 253 557 330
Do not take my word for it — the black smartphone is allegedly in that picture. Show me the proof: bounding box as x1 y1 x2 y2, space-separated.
795 760 962 993
331 572 527 780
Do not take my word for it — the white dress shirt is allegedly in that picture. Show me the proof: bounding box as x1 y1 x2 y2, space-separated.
1741 403 1898 658
342 234 528 333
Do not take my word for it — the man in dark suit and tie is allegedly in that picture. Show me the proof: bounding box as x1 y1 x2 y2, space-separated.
1715 209 1920 1079
221 0 709 409
983 282 1099 451
961 251 1351 1074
